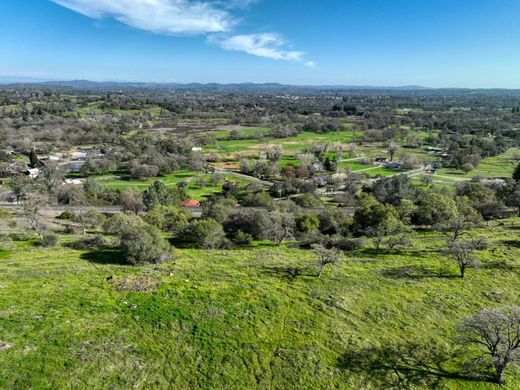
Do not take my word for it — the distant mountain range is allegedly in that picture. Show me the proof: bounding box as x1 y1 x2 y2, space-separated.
0 78 518 92
0 78 434 91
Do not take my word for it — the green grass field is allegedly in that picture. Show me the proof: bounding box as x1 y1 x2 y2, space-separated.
437 148 520 179
93 170 252 200
2 219 520 388
206 130 363 157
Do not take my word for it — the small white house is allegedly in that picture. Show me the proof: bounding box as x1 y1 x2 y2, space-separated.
192 147 203 152
71 152 87 161
65 178 83 185
39 155 60 162
25 168 40 178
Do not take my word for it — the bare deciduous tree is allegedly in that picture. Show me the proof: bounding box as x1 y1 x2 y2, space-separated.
312 244 342 277
265 211 295 246
457 306 520 385
445 239 483 278
22 203 46 240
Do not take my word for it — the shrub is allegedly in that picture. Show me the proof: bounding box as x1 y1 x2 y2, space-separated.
292 193 324 208
143 181 188 210
144 204 190 234
202 202 231 224
121 223 173 265
298 231 330 249
332 237 367 251
0 208 13 220
224 209 271 240
70 235 110 249
296 213 320 235
242 191 275 208
231 230 253 246
56 210 76 220
73 209 107 231
187 219 227 249
63 224 78 235
103 213 143 236
40 233 58 247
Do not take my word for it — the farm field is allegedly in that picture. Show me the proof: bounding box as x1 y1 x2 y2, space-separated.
1 219 520 388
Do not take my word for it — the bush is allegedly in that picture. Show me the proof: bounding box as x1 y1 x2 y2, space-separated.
56 210 76 220
121 223 173 265
299 231 330 249
296 213 320 235
63 224 78 235
70 234 110 249
40 233 58 247
201 202 231 224
331 237 367 251
103 213 143 236
292 193 324 208
144 204 190 234
186 219 227 249
143 181 188 210
224 209 271 240
231 230 253 246
74 209 107 230
242 191 275 208
0 208 13 220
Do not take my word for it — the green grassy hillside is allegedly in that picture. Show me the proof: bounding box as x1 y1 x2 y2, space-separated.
1 220 520 388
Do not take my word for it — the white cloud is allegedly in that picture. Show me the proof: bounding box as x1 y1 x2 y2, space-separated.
210 0 260 9
52 0 233 35
214 33 311 64
51 0 314 65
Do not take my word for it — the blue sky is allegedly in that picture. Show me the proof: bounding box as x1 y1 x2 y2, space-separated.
1 0 519 87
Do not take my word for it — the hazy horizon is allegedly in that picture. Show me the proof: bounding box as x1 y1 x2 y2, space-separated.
2 76 520 91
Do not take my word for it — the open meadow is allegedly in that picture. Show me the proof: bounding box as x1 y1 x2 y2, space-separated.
1 217 520 388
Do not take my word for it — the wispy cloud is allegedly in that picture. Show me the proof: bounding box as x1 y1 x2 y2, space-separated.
211 0 261 10
213 33 313 65
52 0 233 35
51 0 313 65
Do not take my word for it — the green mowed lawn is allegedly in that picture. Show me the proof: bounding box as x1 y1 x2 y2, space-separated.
94 171 252 200
2 221 520 388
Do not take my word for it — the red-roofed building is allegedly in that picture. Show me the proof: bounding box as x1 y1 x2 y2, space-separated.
180 199 201 207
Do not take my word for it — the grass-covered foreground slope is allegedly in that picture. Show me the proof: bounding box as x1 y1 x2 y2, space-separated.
1 220 520 389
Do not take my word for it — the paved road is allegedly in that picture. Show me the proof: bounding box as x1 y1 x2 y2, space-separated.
0 203 206 217
209 166 273 186
338 157 363 162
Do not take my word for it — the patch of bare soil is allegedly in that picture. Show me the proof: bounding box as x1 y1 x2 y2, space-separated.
0 341 14 351
105 275 160 292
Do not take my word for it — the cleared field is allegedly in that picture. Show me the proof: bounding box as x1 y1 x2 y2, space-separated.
95 171 252 200
437 148 520 179
206 130 363 157
1 220 520 388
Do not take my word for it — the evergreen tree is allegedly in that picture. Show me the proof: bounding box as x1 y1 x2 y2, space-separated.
29 150 43 168
513 162 520 182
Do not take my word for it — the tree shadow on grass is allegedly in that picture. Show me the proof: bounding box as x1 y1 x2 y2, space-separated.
338 341 486 389
501 240 520 249
381 265 459 280
258 265 315 281
480 259 518 272
80 246 128 265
